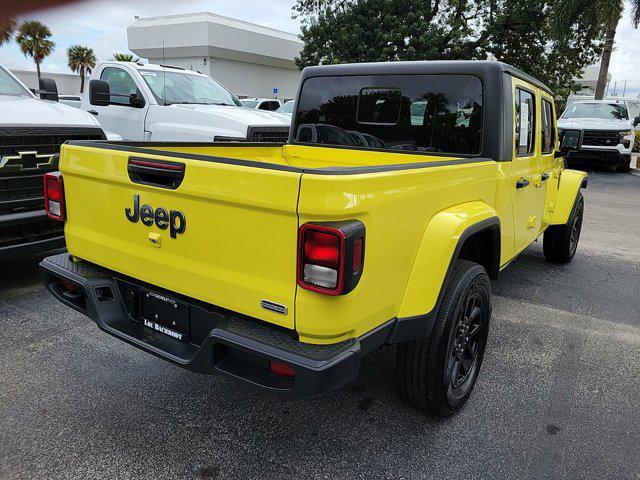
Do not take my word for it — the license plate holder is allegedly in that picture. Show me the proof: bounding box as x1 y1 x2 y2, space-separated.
140 290 189 342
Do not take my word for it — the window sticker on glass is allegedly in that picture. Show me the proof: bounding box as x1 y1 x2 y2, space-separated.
140 71 157 76
357 88 402 125
519 102 529 147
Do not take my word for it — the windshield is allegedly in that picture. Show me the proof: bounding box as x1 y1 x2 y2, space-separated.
140 70 242 106
0 66 31 97
277 101 295 114
242 100 258 108
562 102 629 120
294 74 483 155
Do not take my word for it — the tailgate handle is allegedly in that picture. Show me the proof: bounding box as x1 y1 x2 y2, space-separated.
127 157 185 189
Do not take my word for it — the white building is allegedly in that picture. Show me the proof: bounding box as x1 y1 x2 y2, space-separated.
573 63 603 96
127 12 304 99
10 69 87 95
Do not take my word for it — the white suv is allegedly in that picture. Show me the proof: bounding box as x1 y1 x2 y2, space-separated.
558 100 639 172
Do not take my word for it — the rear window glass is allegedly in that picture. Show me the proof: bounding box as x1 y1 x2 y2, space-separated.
357 88 402 124
293 74 483 155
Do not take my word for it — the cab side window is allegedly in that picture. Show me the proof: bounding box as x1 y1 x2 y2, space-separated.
515 88 536 155
100 67 142 106
541 99 555 154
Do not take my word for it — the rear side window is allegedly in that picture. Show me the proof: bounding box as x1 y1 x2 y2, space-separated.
541 99 555 154
515 88 536 156
100 67 142 106
293 74 483 155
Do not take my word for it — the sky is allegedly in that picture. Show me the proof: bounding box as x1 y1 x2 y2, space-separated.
1 0 639 96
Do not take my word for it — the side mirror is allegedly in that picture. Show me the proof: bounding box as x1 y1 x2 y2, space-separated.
89 79 111 106
38 77 58 102
130 93 145 108
561 129 582 150
634 116 640 127
556 129 582 158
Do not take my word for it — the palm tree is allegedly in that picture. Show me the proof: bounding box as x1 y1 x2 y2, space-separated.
113 52 138 62
555 0 640 99
67 45 96 93
0 19 16 46
15 20 55 79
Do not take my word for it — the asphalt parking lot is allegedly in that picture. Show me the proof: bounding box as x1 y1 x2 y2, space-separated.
1 168 639 480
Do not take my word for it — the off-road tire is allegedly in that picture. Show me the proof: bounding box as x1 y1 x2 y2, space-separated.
543 192 584 263
396 260 491 417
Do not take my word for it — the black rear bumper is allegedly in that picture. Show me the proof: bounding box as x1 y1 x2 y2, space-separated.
40 253 393 397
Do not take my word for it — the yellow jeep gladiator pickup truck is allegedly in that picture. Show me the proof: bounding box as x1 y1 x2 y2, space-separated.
40 61 587 416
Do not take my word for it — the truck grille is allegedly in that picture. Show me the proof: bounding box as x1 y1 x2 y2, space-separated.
247 126 290 143
582 130 621 147
0 127 104 213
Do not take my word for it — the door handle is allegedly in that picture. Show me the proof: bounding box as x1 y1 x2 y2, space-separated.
88 110 98 115
516 178 530 189
541 172 550 182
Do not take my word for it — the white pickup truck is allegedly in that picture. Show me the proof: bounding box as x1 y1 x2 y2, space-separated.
0 64 108 259
83 62 291 142
558 100 639 172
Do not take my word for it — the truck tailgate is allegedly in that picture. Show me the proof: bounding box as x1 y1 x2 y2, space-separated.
61 144 301 329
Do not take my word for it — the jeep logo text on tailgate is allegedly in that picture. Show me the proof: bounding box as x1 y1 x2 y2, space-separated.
125 194 186 238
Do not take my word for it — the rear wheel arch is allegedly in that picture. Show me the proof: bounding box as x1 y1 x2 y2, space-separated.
457 221 501 281
391 206 499 343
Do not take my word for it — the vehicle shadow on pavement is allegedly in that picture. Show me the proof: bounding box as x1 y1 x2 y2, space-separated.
0 250 63 299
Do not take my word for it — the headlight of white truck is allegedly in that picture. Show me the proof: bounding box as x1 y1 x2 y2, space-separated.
620 130 633 148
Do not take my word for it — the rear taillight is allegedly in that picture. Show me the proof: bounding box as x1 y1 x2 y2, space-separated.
297 221 365 296
43 172 65 221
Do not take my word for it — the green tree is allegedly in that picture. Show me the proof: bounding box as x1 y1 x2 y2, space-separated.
15 20 55 79
67 45 96 93
0 18 16 46
113 52 138 62
486 0 604 108
294 0 607 107
554 0 640 99
295 0 487 68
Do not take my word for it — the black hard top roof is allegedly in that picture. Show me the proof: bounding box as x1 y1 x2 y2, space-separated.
300 60 553 96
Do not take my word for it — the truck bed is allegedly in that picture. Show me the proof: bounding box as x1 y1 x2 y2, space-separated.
60 140 497 343
74 140 483 172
